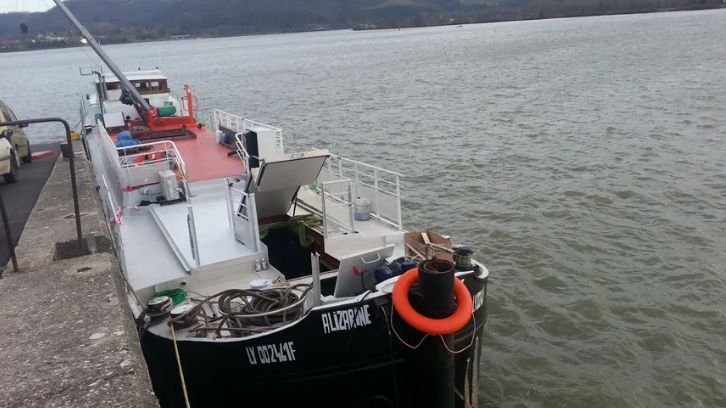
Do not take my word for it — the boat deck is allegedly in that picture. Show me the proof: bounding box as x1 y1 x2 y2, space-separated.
149 179 255 271
119 178 266 294
111 125 243 182
119 210 187 290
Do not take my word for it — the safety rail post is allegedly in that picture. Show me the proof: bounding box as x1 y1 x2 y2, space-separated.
310 252 322 307
0 189 17 274
187 205 201 267
348 181 355 231
373 168 380 219
353 162 360 198
248 193 261 252
224 178 233 229
100 175 121 224
395 175 403 230
320 183 329 239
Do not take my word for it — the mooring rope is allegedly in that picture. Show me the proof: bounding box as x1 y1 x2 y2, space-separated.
384 307 429 350
170 325 192 408
438 313 477 355
385 305 476 354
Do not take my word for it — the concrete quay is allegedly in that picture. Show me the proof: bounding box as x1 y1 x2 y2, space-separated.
0 142 158 407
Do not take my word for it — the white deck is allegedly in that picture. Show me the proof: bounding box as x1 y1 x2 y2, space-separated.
118 178 265 295
119 211 187 290
149 179 255 272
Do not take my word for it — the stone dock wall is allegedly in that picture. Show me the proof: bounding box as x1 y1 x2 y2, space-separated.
0 142 158 407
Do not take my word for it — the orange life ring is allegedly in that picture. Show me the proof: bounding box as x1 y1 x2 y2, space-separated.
392 268 472 335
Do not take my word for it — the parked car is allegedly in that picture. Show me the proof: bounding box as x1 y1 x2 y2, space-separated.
0 128 20 183
0 100 31 163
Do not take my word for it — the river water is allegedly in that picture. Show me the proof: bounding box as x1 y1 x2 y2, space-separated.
2 9 725 407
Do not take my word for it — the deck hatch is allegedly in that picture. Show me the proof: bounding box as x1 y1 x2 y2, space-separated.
246 151 329 219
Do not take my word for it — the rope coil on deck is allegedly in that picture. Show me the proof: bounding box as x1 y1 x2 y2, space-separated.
167 285 312 337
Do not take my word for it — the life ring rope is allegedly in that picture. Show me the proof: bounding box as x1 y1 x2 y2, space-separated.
383 306 477 354
392 268 473 336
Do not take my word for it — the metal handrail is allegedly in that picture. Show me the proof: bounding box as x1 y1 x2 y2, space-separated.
214 109 284 155
228 187 261 251
320 179 354 238
111 138 191 200
116 140 189 178
101 175 122 224
243 118 281 132
234 133 253 172
320 153 403 231
329 154 403 177
0 117 84 259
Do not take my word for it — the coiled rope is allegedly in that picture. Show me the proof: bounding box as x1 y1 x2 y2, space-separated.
169 285 312 337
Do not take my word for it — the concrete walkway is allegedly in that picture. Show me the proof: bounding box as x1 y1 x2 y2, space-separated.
0 143 158 407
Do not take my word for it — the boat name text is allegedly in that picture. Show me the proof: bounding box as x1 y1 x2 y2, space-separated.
321 304 372 334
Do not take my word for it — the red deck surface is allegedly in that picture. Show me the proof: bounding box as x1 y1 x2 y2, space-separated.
112 125 243 183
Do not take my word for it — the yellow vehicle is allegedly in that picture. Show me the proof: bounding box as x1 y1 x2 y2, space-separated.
0 100 31 183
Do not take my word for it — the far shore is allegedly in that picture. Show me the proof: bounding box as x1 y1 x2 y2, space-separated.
1 6 724 54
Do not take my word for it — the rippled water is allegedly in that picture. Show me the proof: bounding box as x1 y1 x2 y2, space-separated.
2 9 725 407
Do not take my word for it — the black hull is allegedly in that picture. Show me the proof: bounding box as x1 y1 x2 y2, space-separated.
141 276 487 407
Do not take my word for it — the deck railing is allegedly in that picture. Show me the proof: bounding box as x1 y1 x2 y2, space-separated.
319 179 355 238
86 122 124 222
91 122 190 211
115 139 190 200
100 174 122 224
213 109 284 158
227 185 261 251
318 154 403 231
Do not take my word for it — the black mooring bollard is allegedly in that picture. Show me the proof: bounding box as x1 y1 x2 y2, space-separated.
418 259 456 318
411 259 457 408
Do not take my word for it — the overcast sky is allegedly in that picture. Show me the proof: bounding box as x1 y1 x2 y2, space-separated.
0 0 54 14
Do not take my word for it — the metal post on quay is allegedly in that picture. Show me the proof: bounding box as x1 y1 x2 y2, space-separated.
0 117 84 268
0 188 18 274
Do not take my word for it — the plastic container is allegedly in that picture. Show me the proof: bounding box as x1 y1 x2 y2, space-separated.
250 278 271 289
150 288 187 305
354 197 370 221
157 105 177 117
